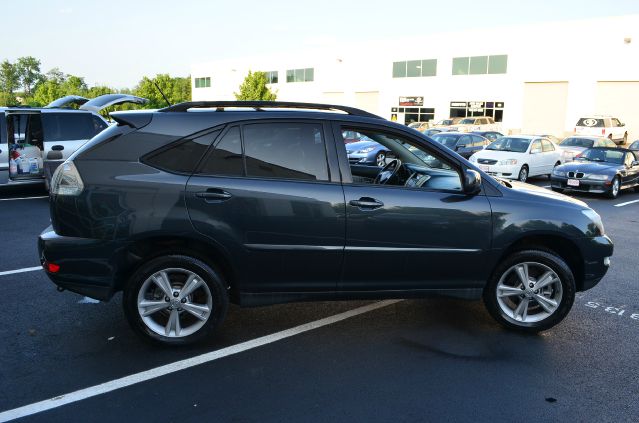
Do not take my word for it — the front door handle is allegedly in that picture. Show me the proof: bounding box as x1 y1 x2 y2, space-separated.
195 189 233 202
349 197 384 210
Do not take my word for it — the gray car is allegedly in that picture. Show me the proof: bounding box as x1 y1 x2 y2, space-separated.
0 94 147 188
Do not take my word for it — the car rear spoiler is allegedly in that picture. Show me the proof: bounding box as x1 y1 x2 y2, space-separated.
110 111 153 128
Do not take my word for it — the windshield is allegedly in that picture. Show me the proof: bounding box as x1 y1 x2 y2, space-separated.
436 119 452 125
459 118 476 124
577 148 625 164
431 134 459 148
486 137 531 153
560 137 594 148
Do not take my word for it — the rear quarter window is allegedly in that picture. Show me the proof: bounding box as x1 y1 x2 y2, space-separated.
143 129 221 174
42 113 97 141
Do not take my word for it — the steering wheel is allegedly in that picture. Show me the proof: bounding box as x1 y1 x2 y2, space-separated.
374 159 403 185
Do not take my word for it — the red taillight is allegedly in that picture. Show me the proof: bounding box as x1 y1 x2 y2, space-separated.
45 262 60 273
573 128 576 133
602 129 605 135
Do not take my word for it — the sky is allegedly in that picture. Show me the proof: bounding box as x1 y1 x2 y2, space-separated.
4 0 639 89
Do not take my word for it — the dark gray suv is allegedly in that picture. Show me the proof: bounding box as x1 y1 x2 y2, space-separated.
39 102 613 345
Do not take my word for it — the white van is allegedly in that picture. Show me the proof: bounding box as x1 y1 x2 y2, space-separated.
0 94 147 188
574 115 627 145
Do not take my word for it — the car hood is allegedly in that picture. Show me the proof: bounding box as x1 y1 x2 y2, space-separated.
504 179 588 208
346 140 379 152
558 161 620 173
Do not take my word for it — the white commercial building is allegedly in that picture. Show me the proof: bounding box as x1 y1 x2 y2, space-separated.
191 15 639 138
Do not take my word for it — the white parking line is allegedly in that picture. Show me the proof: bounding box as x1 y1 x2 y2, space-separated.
0 196 48 202
613 199 639 207
0 299 401 422
0 267 42 277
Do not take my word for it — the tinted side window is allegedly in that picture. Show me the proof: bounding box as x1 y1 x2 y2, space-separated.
42 113 95 141
458 135 471 146
144 129 220 174
92 115 108 135
471 135 486 146
243 123 328 181
198 127 244 176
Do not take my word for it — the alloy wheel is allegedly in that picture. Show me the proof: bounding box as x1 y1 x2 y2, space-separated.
611 178 620 197
496 262 563 324
518 166 528 182
137 268 213 338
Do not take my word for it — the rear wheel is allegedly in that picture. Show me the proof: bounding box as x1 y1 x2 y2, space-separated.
607 176 620 199
123 255 229 346
484 250 575 332
518 165 529 182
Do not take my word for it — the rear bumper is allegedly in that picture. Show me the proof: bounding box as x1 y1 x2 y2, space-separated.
576 235 614 291
38 226 126 301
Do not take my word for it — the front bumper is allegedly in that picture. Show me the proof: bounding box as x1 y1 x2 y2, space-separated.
38 226 127 301
551 176 611 194
475 163 518 179
575 235 614 291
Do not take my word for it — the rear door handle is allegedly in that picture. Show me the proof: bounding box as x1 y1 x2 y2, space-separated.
349 197 384 210
195 189 233 202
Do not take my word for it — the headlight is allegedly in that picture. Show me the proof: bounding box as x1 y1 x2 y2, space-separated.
584 174 609 181
552 169 566 177
498 159 518 165
355 147 375 154
50 160 84 196
582 209 604 235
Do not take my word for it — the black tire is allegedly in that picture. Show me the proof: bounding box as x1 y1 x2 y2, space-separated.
607 176 620 199
551 187 564 193
123 255 229 346
518 165 529 182
483 249 576 333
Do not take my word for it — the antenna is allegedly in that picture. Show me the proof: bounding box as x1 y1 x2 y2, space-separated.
153 81 172 107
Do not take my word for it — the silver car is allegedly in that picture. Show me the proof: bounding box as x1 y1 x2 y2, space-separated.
558 136 617 162
0 94 147 188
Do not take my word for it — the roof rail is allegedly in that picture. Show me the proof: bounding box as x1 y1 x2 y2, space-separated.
158 101 382 119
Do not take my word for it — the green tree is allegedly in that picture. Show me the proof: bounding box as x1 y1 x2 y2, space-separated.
0 60 20 93
32 79 64 106
234 70 276 101
134 74 192 109
87 85 113 98
61 75 88 96
15 56 43 96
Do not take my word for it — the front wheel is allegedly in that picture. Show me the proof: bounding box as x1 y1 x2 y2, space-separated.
607 176 620 199
483 250 575 332
518 165 529 182
123 255 229 346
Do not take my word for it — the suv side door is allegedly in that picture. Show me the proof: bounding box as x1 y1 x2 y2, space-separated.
185 120 345 295
333 121 493 292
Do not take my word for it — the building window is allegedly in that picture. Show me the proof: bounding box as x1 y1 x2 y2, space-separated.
449 101 505 122
488 55 508 74
452 55 508 75
286 68 314 83
264 71 278 84
392 59 437 78
194 77 211 88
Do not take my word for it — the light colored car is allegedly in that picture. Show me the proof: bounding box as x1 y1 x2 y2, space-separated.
469 135 562 182
558 136 616 162
448 116 499 133
432 118 463 128
574 115 628 145
0 94 147 188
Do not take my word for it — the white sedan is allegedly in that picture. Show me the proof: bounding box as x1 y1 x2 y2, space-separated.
469 135 562 182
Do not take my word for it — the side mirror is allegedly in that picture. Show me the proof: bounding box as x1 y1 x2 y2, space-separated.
621 123 626 127
463 169 482 195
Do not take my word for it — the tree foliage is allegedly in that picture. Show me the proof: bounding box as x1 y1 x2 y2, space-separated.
234 71 277 101
0 56 192 109
134 74 192 109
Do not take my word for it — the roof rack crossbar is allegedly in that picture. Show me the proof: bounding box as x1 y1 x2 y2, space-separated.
158 101 382 119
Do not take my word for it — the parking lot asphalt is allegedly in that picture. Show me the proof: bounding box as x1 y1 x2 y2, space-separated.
0 177 637 422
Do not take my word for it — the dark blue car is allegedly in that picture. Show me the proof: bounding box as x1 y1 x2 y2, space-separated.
345 137 389 167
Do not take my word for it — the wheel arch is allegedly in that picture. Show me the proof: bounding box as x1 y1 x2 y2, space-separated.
117 235 240 303
495 234 585 291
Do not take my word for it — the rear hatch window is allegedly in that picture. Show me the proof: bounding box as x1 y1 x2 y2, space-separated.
576 118 604 127
42 113 97 141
